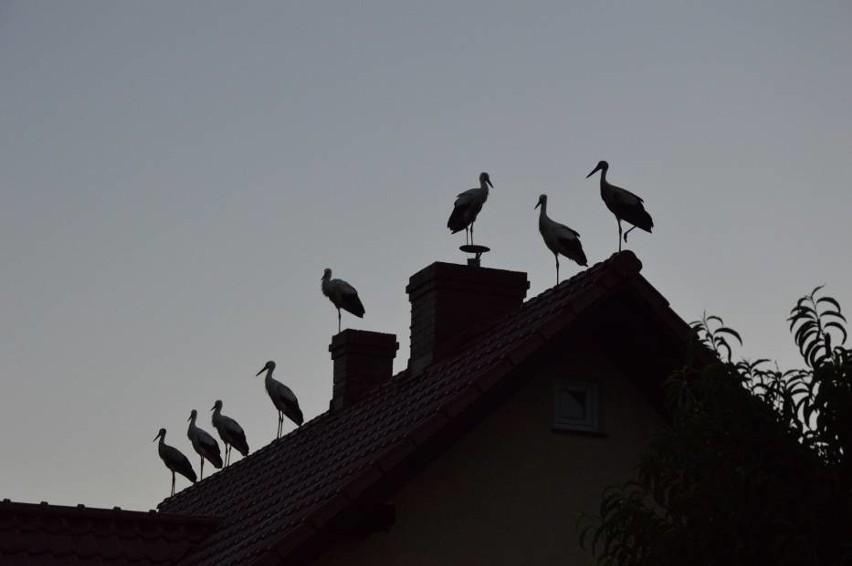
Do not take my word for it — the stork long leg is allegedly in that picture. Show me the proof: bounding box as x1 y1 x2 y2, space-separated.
617 219 623 252
555 254 560 286
623 225 637 242
171 471 176 496
337 308 342 333
470 222 475 245
278 412 284 439
199 457 205 480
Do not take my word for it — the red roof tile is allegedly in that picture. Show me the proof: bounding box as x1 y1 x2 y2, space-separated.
158 251 696 566
0 500 216 565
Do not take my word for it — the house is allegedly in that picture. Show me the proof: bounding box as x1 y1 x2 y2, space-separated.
0 251 699 565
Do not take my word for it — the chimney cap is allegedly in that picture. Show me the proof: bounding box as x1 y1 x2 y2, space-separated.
459 244 490 267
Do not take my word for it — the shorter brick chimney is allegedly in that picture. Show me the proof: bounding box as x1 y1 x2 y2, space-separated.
406 262 529 375
329 330 399 411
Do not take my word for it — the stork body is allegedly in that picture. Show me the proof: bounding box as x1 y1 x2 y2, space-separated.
586 161 653 251
256 360 303 439
321 268 365 333
535 194 587 285
211 400 249 466
447 172 493 245
154 428 196 496
187 409 223 480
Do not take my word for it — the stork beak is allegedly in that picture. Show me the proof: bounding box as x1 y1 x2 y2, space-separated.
586 164 601 178
210 404 216 411
534 200 541 210
256 367 265 376
487 178 493 188
153 433 160 442
186 415 192 422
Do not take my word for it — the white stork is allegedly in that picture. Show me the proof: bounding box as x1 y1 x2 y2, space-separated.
256 360 303 439
154 428 196 496
447 172 493 245
321 268 365 333
586 160 653 251
535 194 587 285
186 409 223 480
211 400 249 466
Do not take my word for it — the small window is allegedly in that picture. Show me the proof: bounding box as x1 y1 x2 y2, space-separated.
553 380 601 433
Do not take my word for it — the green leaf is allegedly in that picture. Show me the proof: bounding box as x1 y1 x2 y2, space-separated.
714 327 743 345
816 296 842 312
824 321 848 345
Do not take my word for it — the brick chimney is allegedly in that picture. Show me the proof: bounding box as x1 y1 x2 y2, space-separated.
329 330 398 410
406 262 529 374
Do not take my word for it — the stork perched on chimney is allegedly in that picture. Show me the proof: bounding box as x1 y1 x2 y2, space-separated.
321 268 365 333
447 172 492 246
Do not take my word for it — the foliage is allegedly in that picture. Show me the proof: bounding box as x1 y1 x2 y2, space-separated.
579 286 852 566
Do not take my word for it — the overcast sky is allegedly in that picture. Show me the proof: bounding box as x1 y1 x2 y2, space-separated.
2 1 851 511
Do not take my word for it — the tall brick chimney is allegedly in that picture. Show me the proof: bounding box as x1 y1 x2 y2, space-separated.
329 330 398 411
406 262 529 374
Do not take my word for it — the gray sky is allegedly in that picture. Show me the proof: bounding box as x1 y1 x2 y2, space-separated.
2 1 851 511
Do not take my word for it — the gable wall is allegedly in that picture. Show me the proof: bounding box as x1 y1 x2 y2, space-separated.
315 340 665 566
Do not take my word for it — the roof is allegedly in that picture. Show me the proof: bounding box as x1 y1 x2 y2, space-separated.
0 499 216 565
158 251 697 566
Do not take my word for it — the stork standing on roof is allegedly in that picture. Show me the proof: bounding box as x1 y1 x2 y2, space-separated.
187 409 223 480
586 161 653 252
447 172 492 245
535 194 587 285
321 268 365 333
154 428 196 496
211 400 249 466
256 360 303 439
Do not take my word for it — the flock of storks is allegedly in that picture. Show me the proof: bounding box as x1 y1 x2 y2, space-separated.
153 159 653 496
451 160 653 283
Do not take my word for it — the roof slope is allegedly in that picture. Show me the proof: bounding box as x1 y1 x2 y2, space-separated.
0 499 216 565
159 251 694 566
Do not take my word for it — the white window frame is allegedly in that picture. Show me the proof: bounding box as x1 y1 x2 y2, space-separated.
553 379 601 433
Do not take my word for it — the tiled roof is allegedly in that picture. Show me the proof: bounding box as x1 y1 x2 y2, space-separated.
0 499 216 565
158 251 693 566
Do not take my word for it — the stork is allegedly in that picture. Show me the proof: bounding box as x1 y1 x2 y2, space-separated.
154 428 196 496
586 160 653 251
447 172 493 245
211 400 249 466
256 360 303 439
535 194 587 285
321 268 365 333
186 409 223 480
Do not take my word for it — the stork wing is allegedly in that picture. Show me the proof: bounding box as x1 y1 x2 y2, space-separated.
335 280 365 317
552 222 580 240
275 381 299 406
612 183 644 205
163 445 197 482
222 415 245 438
454 187 479 202
198 428 221 455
